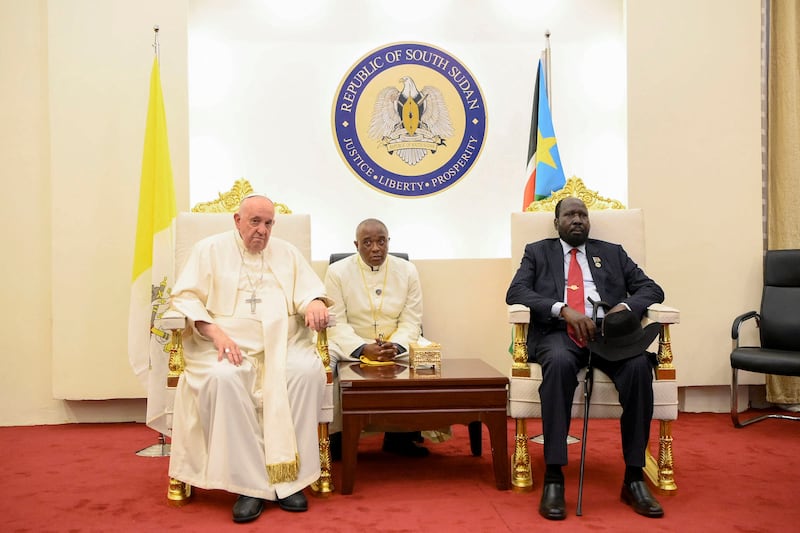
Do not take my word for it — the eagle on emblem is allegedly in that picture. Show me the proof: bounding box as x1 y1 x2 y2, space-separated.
368 76 454 166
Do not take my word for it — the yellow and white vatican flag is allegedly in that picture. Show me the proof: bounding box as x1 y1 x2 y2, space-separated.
128 56 177 436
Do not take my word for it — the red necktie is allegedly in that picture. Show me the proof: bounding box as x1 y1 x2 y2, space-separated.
566 248 586 347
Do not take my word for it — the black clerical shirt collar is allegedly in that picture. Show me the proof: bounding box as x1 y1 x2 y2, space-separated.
357 254 385 272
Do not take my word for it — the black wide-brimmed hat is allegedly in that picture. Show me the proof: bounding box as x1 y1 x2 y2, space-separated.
588 309 660 361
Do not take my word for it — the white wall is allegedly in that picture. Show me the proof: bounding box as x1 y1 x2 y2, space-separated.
47 0 190 399
0 0 58 424
0 0 190 425
628 0 763 389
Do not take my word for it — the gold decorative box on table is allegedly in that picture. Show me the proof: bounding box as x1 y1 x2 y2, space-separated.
409 342 442 370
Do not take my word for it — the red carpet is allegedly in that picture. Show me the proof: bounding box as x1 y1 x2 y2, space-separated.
2 412 799 532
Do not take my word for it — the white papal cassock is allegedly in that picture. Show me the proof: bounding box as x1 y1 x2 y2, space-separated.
168 230 329 500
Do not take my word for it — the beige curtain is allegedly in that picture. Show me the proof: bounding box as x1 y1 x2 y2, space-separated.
766 0 800 403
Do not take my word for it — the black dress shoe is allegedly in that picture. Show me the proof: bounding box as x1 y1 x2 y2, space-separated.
539 482 566 520
621 480 664 518
278 490 308 512
232 495 265 523
382 433 430 457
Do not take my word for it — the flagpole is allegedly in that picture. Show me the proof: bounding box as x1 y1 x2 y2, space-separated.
136 23 171 459
153 24 160 61
543 30 552 110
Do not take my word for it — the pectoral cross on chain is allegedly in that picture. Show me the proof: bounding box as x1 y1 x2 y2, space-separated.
246 291 261 314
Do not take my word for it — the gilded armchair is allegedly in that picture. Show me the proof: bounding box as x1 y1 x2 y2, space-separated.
508 178 679 493
154 179 336 502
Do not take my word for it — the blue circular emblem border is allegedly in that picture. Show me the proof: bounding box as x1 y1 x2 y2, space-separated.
333 42 487 198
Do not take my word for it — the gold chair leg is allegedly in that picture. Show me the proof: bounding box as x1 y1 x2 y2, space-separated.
312 326 335 496
167 477 191 504
511 418 533 491
311 422 334 496
644 419 677 493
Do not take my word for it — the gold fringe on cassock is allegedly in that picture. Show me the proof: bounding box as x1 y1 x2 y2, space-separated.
266 454 300 484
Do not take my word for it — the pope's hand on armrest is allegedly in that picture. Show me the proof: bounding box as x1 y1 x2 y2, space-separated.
305 299 330 332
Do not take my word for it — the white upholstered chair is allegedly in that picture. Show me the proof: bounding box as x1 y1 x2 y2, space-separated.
507 178 679 493
155 180 335 502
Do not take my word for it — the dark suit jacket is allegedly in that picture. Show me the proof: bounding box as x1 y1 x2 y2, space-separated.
506 238 664 358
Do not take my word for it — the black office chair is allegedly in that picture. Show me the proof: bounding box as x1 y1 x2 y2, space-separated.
730 249 800 427
328 252 483 455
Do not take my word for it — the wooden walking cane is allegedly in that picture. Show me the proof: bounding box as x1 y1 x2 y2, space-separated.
576 297 610 517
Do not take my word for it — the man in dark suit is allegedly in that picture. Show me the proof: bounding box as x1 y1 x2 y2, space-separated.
506 196 665 520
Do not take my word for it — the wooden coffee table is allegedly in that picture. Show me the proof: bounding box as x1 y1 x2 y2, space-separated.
338 357 510 494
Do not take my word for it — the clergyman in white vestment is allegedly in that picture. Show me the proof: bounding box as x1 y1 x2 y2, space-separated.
324 218 437 457
168 195 332 523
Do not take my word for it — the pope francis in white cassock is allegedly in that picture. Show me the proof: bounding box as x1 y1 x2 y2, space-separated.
167 194 332 523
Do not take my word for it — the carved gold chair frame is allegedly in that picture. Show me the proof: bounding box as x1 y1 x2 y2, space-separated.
523 176 626 212
190 178 293 214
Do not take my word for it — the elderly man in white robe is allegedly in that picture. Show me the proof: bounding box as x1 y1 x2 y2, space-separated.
324 218 435 457
168 194 331 524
